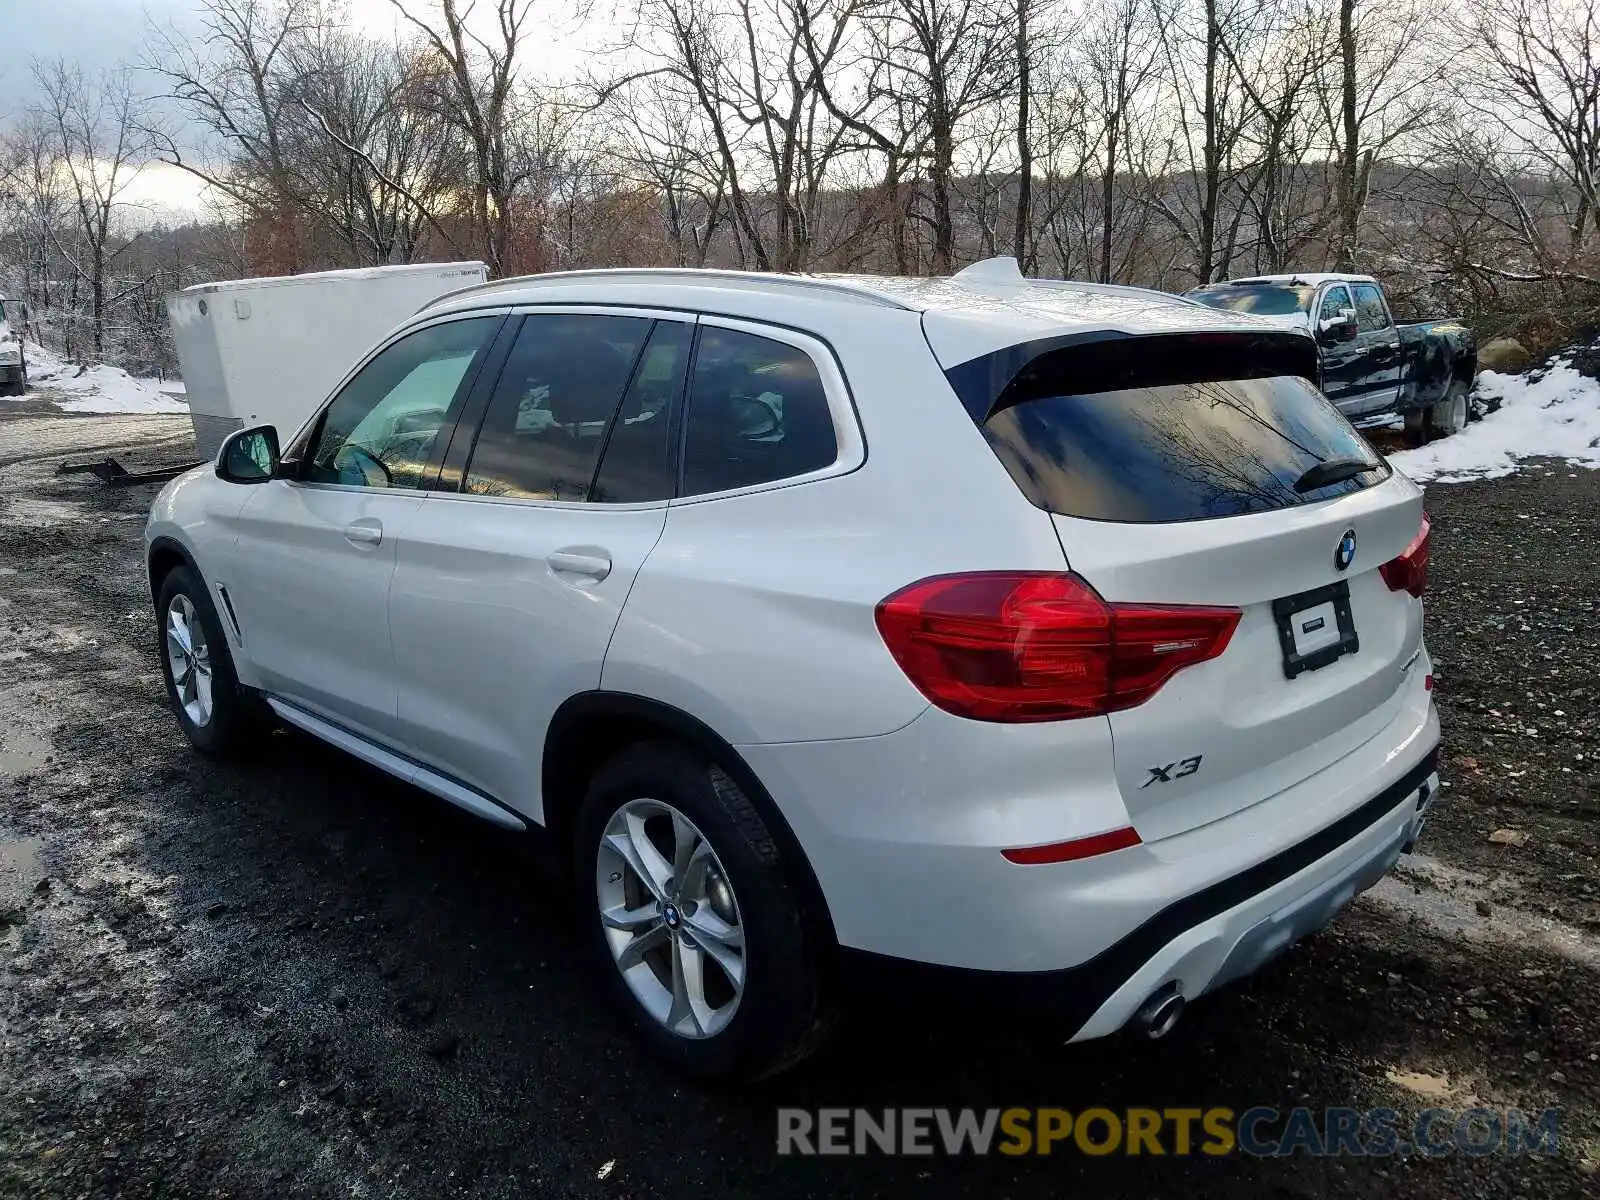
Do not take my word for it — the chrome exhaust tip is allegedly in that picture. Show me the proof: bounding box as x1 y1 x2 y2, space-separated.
1132 985 1186 1040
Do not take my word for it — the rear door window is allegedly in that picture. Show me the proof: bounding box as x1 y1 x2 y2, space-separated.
952 334 1390 523
1352 285 1390 332
591 320 691 503
463 313 652 501
680 326 838 496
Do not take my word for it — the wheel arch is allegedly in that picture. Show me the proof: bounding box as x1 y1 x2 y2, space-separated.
542 691 838 944
147 535 198 603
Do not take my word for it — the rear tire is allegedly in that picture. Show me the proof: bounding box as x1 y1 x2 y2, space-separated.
1424 382 1469 440
1402 409 1427 446
155 565 267 759
574 740 834 1082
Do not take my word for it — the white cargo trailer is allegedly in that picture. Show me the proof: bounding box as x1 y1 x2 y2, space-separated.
166 261 488 458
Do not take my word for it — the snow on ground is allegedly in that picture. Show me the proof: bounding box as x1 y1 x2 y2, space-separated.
1391 361 1600 483
136 377 187 397
16 343 188 415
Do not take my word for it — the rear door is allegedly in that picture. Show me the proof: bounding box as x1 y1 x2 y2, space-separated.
948 333 1427 842
387 310 691 817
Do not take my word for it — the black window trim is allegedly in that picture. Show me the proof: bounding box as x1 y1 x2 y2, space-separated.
431 304 694 511
285 310 509 495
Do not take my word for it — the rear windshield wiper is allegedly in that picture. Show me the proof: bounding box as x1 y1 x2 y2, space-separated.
1293 455 1378 493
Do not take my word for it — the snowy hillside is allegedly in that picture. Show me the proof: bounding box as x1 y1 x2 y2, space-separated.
1391 361 1600 483
16 343 188 415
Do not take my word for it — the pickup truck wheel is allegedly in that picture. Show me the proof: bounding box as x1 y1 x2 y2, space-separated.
575 740 834 1082
1403 410 1427 446
1425 384 1469 440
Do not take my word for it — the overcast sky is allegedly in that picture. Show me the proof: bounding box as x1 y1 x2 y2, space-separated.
1 0 593 215
0 0 418 213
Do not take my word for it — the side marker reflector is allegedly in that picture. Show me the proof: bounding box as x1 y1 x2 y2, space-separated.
1002 826 1142 865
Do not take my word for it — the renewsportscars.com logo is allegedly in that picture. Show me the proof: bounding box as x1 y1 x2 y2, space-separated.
776 1106 1561 1158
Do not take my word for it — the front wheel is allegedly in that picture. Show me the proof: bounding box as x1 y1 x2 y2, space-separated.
574 741 834 1081
156 565 267 758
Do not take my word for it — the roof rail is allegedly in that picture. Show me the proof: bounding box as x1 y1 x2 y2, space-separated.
418 266 917 314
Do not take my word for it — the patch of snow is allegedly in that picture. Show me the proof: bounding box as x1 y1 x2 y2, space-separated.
19 343 188 415
1390 363 1600 483
136 377 187 397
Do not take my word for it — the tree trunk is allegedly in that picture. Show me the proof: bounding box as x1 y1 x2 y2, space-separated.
1100 121 1119 283
1013 0 1032 270
1198 0 1219 283
931 120 956 273
1335 0 1360 271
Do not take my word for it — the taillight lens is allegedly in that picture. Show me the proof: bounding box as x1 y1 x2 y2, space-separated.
1380 513 1430 598
874 572 1240 723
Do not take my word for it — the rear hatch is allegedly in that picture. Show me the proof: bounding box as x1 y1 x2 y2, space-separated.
940 326 1427 842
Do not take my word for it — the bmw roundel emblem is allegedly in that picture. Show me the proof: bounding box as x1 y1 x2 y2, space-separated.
1334 529 1357 571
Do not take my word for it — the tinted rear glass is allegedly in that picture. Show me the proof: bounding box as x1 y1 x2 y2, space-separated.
981 375 1388 522
1188 284 1314 316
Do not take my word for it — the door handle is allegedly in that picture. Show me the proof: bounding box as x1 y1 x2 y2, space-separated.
344 519 383 547
548 549 612 582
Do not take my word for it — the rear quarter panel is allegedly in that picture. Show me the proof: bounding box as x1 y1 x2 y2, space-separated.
601 306 1071 744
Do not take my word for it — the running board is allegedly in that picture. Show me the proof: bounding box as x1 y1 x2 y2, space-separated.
264 698 527 832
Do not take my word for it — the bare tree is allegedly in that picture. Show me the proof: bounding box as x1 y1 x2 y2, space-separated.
387 0 538 275
1315 0 1433 270
1451 0 1600 276
34 60 149 359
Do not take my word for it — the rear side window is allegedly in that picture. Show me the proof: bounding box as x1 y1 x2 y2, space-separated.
951 334 1389 523
1353 284 1389 332
681 327 837 497
464 313 651 501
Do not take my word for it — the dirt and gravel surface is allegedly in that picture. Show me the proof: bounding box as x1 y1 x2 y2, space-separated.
0 407 1596 1199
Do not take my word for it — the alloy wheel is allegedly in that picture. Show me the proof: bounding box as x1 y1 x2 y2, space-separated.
595 798 746 1039
165 593 215 727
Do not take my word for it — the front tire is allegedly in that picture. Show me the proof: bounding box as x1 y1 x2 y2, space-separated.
155 565 265 758
574 741 833 1082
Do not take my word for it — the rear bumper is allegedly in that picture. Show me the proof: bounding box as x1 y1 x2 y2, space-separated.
839 745 1439 1040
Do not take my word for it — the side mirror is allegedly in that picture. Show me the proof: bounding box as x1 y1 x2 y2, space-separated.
1319 311 1359 343
217 424 280 484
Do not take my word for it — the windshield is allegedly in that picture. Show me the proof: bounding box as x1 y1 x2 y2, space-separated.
1188 284 1315 316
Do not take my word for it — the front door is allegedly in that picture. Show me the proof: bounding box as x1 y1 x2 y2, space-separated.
390 311 692 817
224 314 502 743
1347 282 1403 416
1315 284 1361 410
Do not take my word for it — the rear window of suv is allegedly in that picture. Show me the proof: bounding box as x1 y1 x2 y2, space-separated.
947 331 1390 523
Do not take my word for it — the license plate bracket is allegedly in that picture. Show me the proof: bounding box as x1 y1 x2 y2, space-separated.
1273 580 1359 679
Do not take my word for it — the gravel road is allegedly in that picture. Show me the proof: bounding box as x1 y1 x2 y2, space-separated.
1 409 1596 1198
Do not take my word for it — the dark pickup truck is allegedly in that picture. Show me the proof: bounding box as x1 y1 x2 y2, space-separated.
1185 274 1477 439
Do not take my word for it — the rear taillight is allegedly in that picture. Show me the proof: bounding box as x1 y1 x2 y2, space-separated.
874 572 1241 723
1380 513 1430 598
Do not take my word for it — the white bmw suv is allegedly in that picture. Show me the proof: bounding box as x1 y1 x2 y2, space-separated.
146 259 1440 1080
